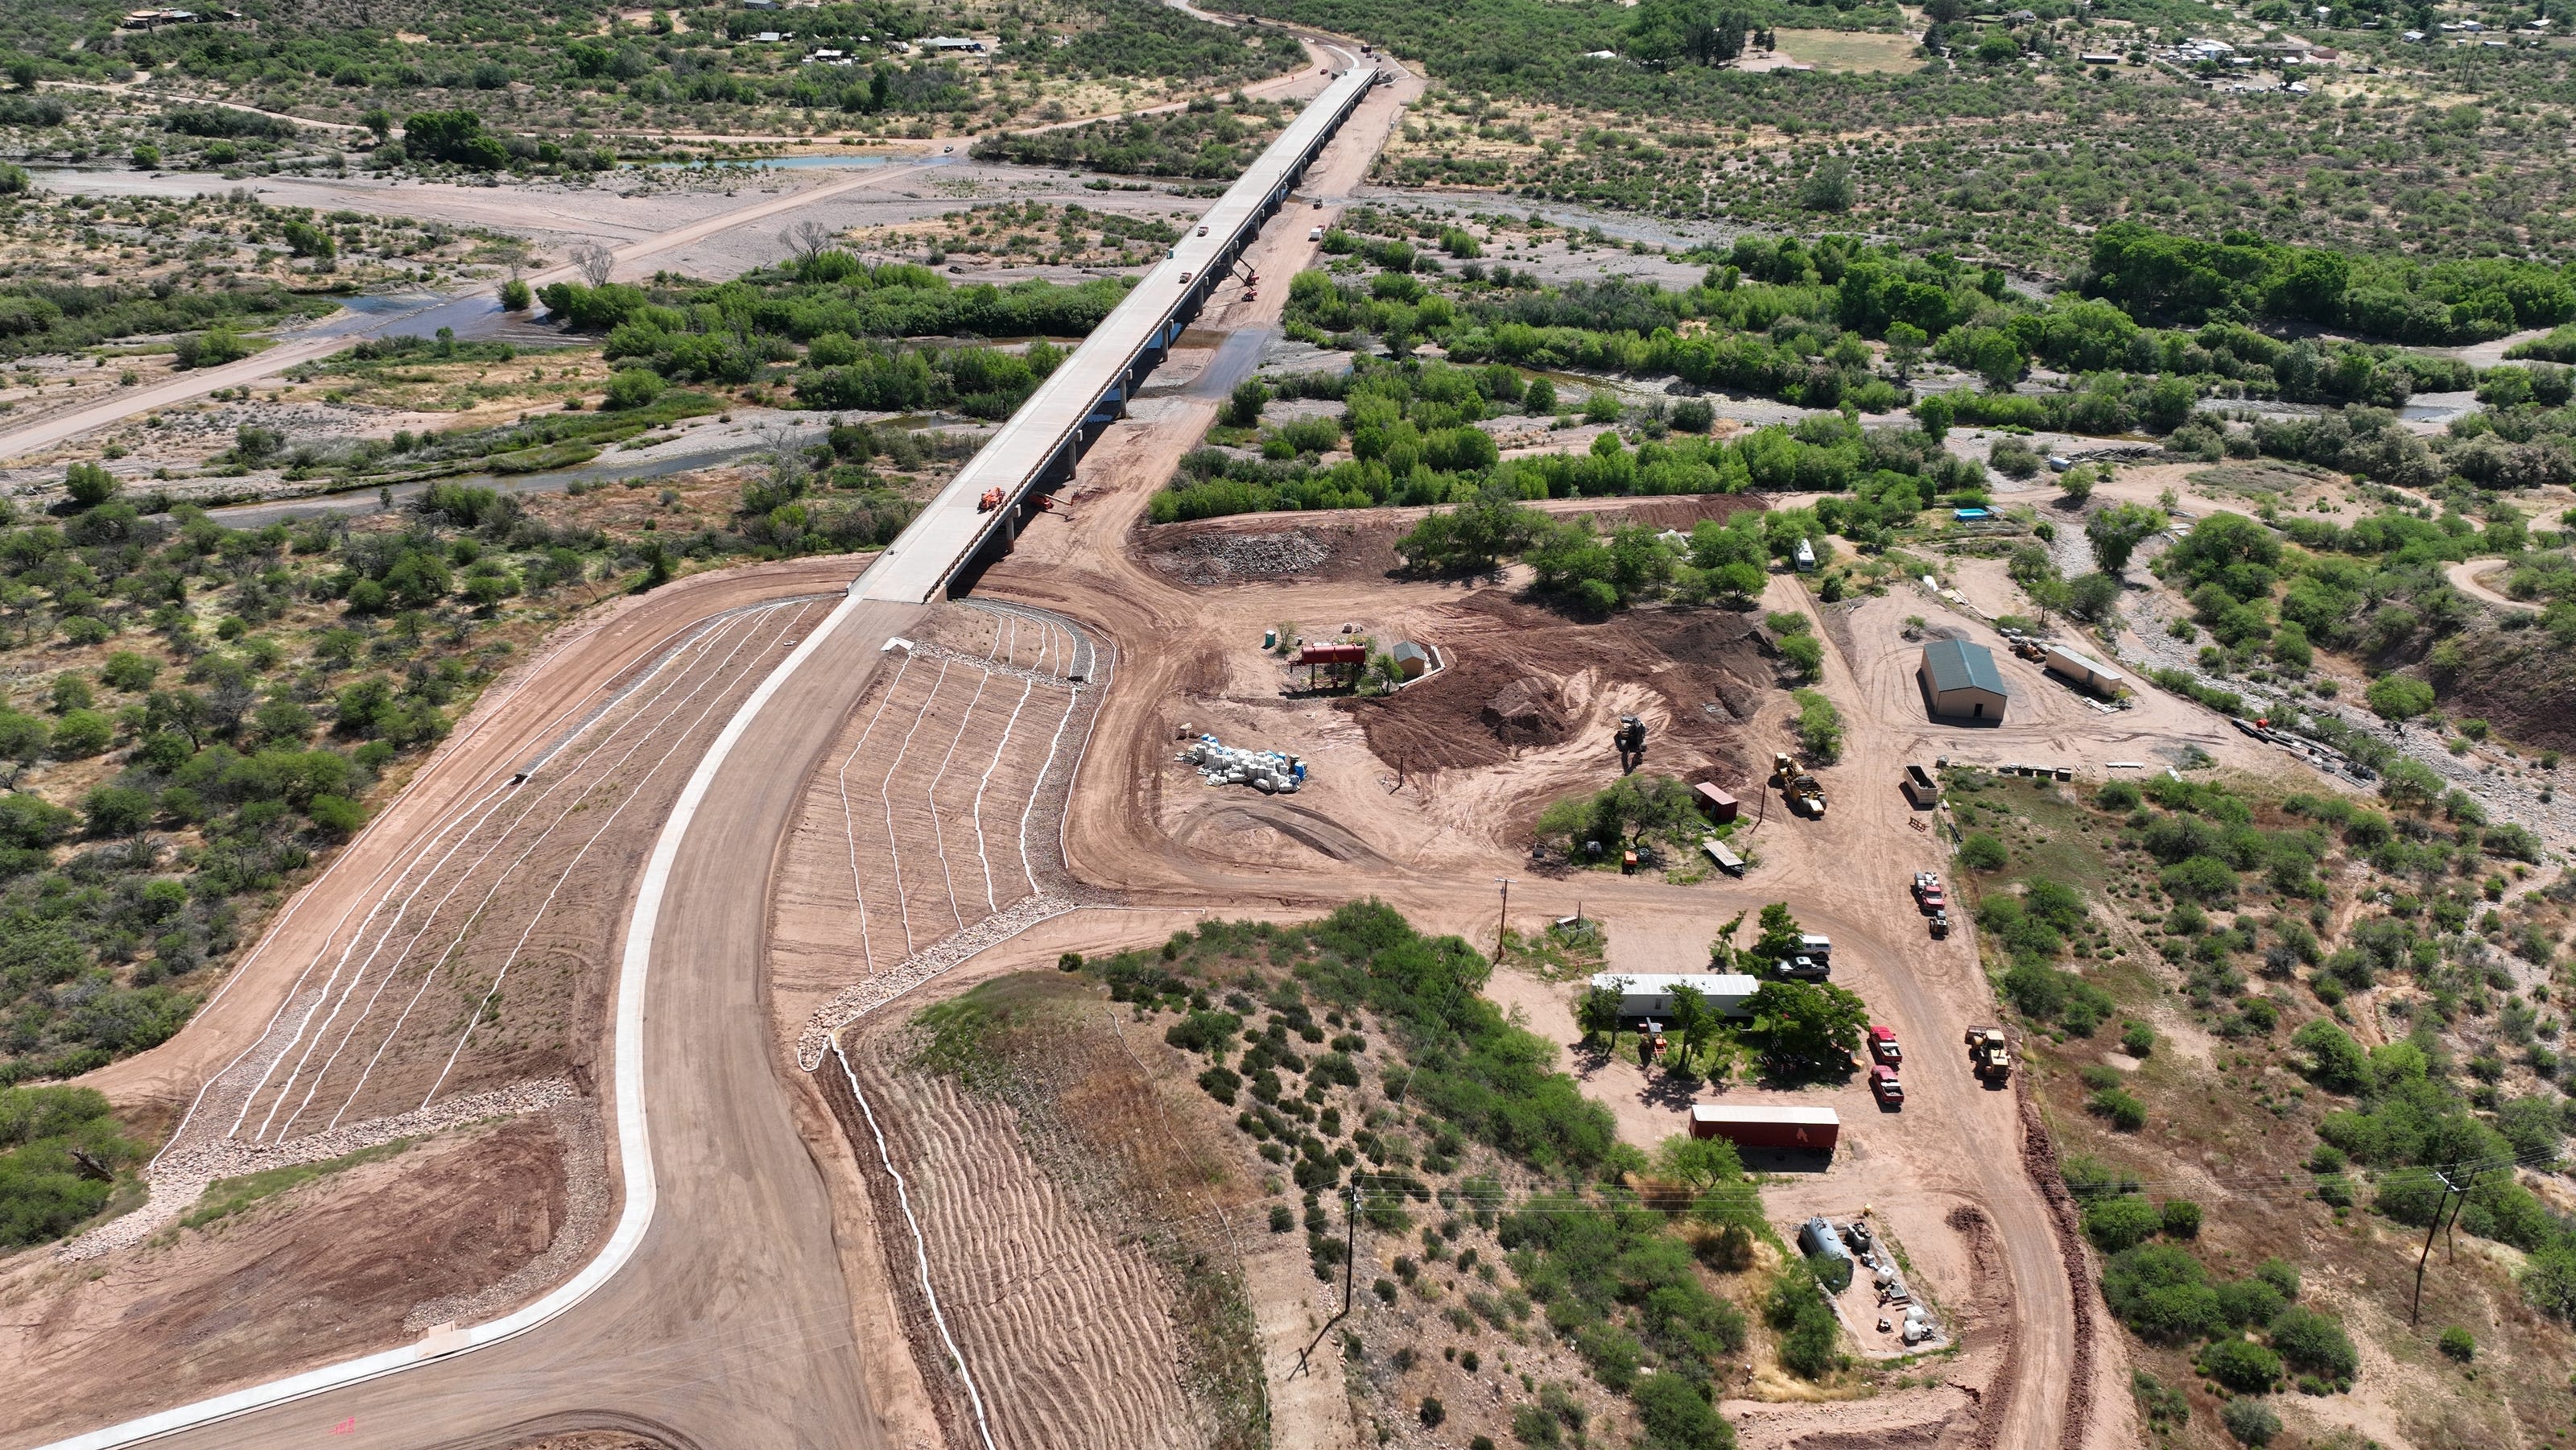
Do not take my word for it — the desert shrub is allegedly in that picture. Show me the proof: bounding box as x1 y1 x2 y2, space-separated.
2198 1336 2283 1393
2102 1244 2225 1342
2267 1304 2358 1385
1766 1266 1843 1378
2221 1397 2281 1446
2082 1195 2161 1251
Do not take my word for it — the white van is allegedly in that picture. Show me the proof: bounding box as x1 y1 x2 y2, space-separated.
1308 225 1324 241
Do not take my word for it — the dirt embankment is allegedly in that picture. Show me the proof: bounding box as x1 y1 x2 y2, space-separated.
0 1113 577 1447
819 977 1272 1450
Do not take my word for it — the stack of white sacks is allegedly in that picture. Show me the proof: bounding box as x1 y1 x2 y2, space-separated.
1179 734 1303 794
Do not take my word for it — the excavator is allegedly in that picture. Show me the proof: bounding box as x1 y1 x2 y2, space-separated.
1614 714 1647 773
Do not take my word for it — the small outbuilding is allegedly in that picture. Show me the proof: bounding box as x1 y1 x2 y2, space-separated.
1692 782 1739 823
1919 640 2008 722
1390 640 1435 680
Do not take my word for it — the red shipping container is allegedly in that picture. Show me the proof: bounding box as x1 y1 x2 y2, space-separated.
1688 1104 1839 1151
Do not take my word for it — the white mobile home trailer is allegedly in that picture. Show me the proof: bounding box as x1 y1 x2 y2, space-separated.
1591 973 1759 1022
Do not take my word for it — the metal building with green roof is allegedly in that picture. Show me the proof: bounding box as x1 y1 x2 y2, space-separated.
1918 639 2008 721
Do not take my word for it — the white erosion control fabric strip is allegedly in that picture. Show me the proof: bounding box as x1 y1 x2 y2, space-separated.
43 592 867 1450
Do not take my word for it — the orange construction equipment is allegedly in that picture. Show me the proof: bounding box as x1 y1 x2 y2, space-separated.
977 487 1005 513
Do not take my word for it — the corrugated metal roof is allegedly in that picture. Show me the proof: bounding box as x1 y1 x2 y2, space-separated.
1922 639 2006 696
1591 973 1760 997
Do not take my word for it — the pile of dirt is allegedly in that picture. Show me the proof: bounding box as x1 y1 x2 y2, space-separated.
1481 675 1571 746
2439 626 2576 753
1336 593 1773 780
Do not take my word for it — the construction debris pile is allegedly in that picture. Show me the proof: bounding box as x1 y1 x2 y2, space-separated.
1179 734 1307 794
1159 530 1332 584
1844 1219 1942 1347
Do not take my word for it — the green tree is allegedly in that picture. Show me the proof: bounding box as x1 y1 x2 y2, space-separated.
2378 756 2442 810
603 369 665 411
2365 673 2435 721
498 278 533 312
2267 1304 2357 1384
1666 981 1716 1074
2082 1195 2161 1251
2066 571 2123 623
2087 502 2165 574
63 462 117 509
1576 977 1625 1047
1797 157 1856 213
1790 688 1842 762
1743 979 1869 1073
1752 903 1803 962
279 220 335 261
1779 631 1824 681
1885 321 1926 378
1224 377 1269 428
0 707 48 786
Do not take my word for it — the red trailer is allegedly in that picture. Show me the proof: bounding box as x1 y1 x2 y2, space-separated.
1688 1104 1840 1152
1693 782 1740 824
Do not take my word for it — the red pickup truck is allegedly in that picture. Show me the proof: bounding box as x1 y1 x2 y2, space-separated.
1868 1025 1901 1067
1870 1064 1905 1108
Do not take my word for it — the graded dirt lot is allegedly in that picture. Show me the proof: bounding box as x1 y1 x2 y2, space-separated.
2 1109 587 1446
984 440 2133 1450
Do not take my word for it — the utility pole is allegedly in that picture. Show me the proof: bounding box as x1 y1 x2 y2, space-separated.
1344 1180 1360 1311
1493 878 1512 962
1291 1182 1365 1380
2441 1166 2481 1263
2411 1167 2479 1326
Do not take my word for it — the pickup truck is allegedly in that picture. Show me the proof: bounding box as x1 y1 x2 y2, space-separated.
1868 1025 1901 1067
1869 1064 1905 1108
1911 872 1946 913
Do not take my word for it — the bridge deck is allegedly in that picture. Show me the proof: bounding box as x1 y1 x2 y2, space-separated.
852 67 1379 604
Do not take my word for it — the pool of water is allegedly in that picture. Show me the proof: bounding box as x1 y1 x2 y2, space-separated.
638 152 909 170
